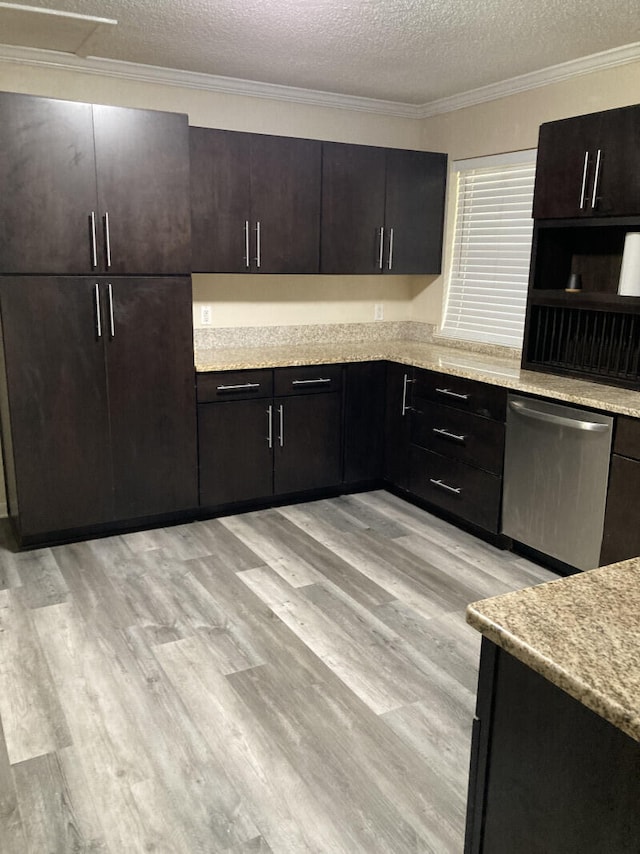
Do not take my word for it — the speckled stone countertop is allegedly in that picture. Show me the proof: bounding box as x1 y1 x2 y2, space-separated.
195 339 640 417
467 559 640 742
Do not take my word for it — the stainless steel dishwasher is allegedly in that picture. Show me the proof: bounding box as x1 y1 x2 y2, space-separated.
502 394 613 571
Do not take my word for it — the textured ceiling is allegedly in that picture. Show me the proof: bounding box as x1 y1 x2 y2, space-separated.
1 0 640 104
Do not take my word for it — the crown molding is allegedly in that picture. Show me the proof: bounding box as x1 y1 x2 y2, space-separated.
0 40 639 121
418 41 640 118
0 43 423 118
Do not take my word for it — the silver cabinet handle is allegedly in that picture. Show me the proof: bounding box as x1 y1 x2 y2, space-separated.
216 382 260 392
579 150 589 210
278 404 284 447
435 387 470 401
255 221 261 269
244 220 250 269
591 148 602 210
388 227 394 270
107 282 115 338
104 211 112 269
401 372 414 416
378 227 385 270
266 405 273 449
94 283 102 338
291 378 332 386
432 427 466 443
509 399 610 432
429 478 462 495
90 212 98 269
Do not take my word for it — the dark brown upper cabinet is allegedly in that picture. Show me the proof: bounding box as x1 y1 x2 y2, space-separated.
0 91 191 275
533 104 640 219
190 127 322 274
321 142 447 274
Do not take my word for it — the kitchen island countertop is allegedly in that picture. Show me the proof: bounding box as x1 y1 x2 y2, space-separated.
467 558 640 742
195 338 640 417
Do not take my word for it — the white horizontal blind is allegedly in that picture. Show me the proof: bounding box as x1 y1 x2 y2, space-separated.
440 151 536 348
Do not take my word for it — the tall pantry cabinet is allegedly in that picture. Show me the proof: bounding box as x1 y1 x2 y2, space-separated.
0 91 198 545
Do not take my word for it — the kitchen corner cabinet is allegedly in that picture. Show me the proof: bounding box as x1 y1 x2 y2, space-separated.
0 91 191 276
533 105 640 220
321 142 447 274
190 127 321 274
0 277 198 544
600 415 640 566
197 366 342 508
465 638 640 854
343 361 386 486
383 362 413 491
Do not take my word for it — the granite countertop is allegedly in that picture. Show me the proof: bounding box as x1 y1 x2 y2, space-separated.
195 338 640 417
467 559 640 742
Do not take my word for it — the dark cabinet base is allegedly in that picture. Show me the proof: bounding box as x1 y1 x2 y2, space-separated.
466 639 640 854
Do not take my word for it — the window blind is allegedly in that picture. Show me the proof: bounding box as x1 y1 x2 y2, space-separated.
440 151 536 348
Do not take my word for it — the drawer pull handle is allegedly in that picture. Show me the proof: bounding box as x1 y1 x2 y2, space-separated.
435 387 470 401
291 378 332 386
216 382 261 392
433 427 466 444
429 478 462 495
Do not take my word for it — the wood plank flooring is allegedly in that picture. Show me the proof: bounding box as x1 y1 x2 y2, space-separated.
0 490 557 853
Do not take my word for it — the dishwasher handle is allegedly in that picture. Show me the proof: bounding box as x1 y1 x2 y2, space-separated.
509 399 610 432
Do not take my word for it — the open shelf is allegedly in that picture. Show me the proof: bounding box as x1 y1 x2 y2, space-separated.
530 290 640 313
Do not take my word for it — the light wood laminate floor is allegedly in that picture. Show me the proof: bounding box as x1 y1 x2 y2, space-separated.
0 490 557 853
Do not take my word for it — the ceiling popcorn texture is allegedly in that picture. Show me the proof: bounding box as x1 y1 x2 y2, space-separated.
1 0 639 104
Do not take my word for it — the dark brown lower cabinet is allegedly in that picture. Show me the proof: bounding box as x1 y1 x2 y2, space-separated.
197 367 343 508
601 415 640 565
383 361 413 490
466 639 640 854
0 276 198 544
343 361 385 486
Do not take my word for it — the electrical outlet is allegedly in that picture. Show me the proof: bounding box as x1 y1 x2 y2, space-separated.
374 303 384 321
200 304 212 326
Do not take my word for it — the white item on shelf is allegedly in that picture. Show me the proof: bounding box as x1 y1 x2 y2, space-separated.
618 232 640 296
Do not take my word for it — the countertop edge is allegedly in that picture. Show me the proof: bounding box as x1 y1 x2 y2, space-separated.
466 601 640 743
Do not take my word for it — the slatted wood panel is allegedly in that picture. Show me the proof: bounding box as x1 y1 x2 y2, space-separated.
0 491 556 853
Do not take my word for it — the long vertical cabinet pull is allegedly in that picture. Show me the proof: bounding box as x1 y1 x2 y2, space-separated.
266 405 273 449
90 212 98 269
255 221 261 269
401 373 413 416
104 212 112 269
387 227 394 271
107 283 115 338
94 284 103 338
278 404 284 447
244 220 250 269
579 151 590 210
378 227 385 270
591 149 602 210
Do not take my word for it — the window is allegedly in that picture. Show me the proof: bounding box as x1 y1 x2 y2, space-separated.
440 150 536 349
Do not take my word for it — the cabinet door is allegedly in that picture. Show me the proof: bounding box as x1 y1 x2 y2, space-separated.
533 113 603 219
274 393 342 494
0 277 113 536
600 454 640 566
384 149 447 274
250 134 321 273
593 105 640 217
190 127 252 273
92 106 191 275
198 399 274 506
343 361 385 484
383 362 412 490
321 142 386 274
0 93 98 274
105 278 198 519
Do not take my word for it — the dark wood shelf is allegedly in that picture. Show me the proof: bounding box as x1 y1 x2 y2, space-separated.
530 289 640 313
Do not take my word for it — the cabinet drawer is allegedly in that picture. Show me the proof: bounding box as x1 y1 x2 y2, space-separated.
613 415 640 460
409 446 502 533
411 400 505 475
274 364 342 396
413 369 506 422
197 369 273 402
